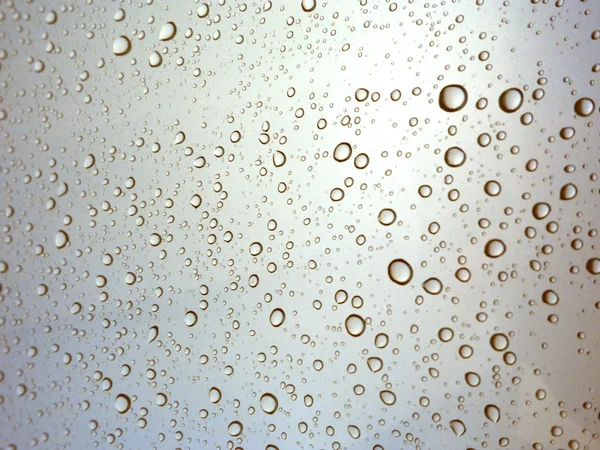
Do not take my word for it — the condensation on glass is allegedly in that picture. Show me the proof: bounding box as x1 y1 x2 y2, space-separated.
0 0 599 449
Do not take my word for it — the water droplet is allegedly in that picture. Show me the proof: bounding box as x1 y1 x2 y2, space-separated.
438 327 454 342
149 233 162 246
228 421 243 437
574 98 595 117
156 393 168 406
189 194 202 209
197 3 210 18
45 10 58 24
249 242 263 256
377 208 396 226
439 84 468 112
345 314 366 337
390 89 402 101
55 230 69 249
84 154 95 169
114 394 131 414
532 202 551 220
560 127 575 140
388 259 413 285
459 345 473 359
449 419 466 437
560 183 577 200
586 258 600 275
273 151 287 167
484 180 501 196
301 0 316 12
444 147 466 168
334 289 348 304
354 153 369 169
465 372 481 387
490 333 509 351
422 277 443 295
114 8 125 22
498 88 524 113
330 188 345 202
333 142 352 162
347 425 361 439
149 51 163 68
184 311 198 327
379 390 396 405
484 404 501 423
148 325 159 343
269 308 286 327
113 36 131 56
542 289 559 305
159 22 177 41
367 357 383 373
260 393 279 414
209 387 221 403
374 333 389 349
484 239 506 258
355 88 369 102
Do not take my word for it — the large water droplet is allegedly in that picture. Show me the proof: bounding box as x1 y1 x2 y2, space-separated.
542 289 559 305
184 311 198 327
159 22 177 41
347 425 361 439
228 421 243 437
378 208 396 226
444 147 466 168
422 277 443 295
484 239 506 258
438 327 454 342
114 394 131 414
574 97 595 117
379 390 396 405
439 84 468 112
559 183 578 200
209 387 221 404
345 314 366 337
113 36 131 56
449 419 466 437
148 325 159 343
388 259 413 286
149 51 163 68
55 230 69 249
532 202 551 220
484 404 501 423
490 333 509 351
249 242 263 256
367 357 383 373
498 88 524 113
333 142 352 162
301 0 316 12
197 3 210 18
355 88 369 102
586 258 600 275
83 154 95 169
260 393 279 414
269 308 286 327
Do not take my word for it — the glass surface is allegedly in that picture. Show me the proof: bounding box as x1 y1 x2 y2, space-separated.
0 1 599 449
